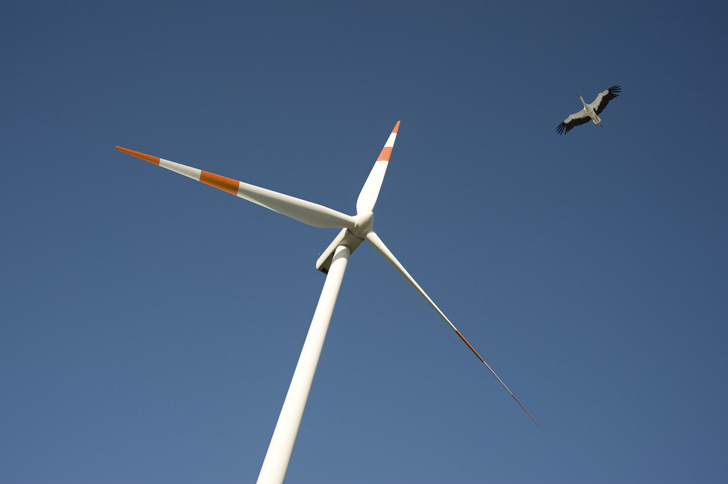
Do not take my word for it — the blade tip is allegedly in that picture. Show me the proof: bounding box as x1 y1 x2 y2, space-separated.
116 146 160 165
510 393 540 427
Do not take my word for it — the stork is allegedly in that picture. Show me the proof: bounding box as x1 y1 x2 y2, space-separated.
556 85 621 135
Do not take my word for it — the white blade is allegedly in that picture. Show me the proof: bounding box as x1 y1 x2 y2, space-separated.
365 231 539 426
355 121 400 215
116 147 356 229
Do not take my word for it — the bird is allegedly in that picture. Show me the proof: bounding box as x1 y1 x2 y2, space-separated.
556 85 621 135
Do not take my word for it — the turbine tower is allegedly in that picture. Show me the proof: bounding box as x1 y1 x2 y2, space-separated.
116 121 537 484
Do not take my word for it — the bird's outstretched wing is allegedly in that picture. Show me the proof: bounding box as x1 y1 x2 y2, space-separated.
556 110 591 135
591 85 621 115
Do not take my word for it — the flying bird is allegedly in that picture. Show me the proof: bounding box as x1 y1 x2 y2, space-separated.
556 85 621 135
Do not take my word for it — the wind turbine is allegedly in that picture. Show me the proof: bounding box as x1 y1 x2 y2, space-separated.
116 121 537 484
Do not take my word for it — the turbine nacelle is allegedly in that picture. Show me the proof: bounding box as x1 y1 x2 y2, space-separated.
316 228 364 274
316 211 374 274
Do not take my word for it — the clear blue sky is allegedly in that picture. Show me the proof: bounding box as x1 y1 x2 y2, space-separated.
3 1 727 482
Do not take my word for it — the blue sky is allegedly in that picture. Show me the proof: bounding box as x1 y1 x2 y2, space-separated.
3 1 727 482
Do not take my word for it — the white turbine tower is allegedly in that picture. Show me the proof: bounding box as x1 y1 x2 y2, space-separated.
117 121 537 484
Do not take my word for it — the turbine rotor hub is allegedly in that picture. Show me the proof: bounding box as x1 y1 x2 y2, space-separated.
351 211 374 238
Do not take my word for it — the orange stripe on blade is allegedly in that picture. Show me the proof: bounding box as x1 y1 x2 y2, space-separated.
392 120 400 133
454 329 486 364
200 170 240 196
377 146 393 162
511 394 541 428
116 146 160 165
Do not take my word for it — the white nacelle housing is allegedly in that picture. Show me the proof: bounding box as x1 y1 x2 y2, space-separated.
316 228 365 274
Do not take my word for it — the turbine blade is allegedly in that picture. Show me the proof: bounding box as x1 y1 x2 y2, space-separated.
116 147 356 229
365 231 539 427
355 121 400 215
